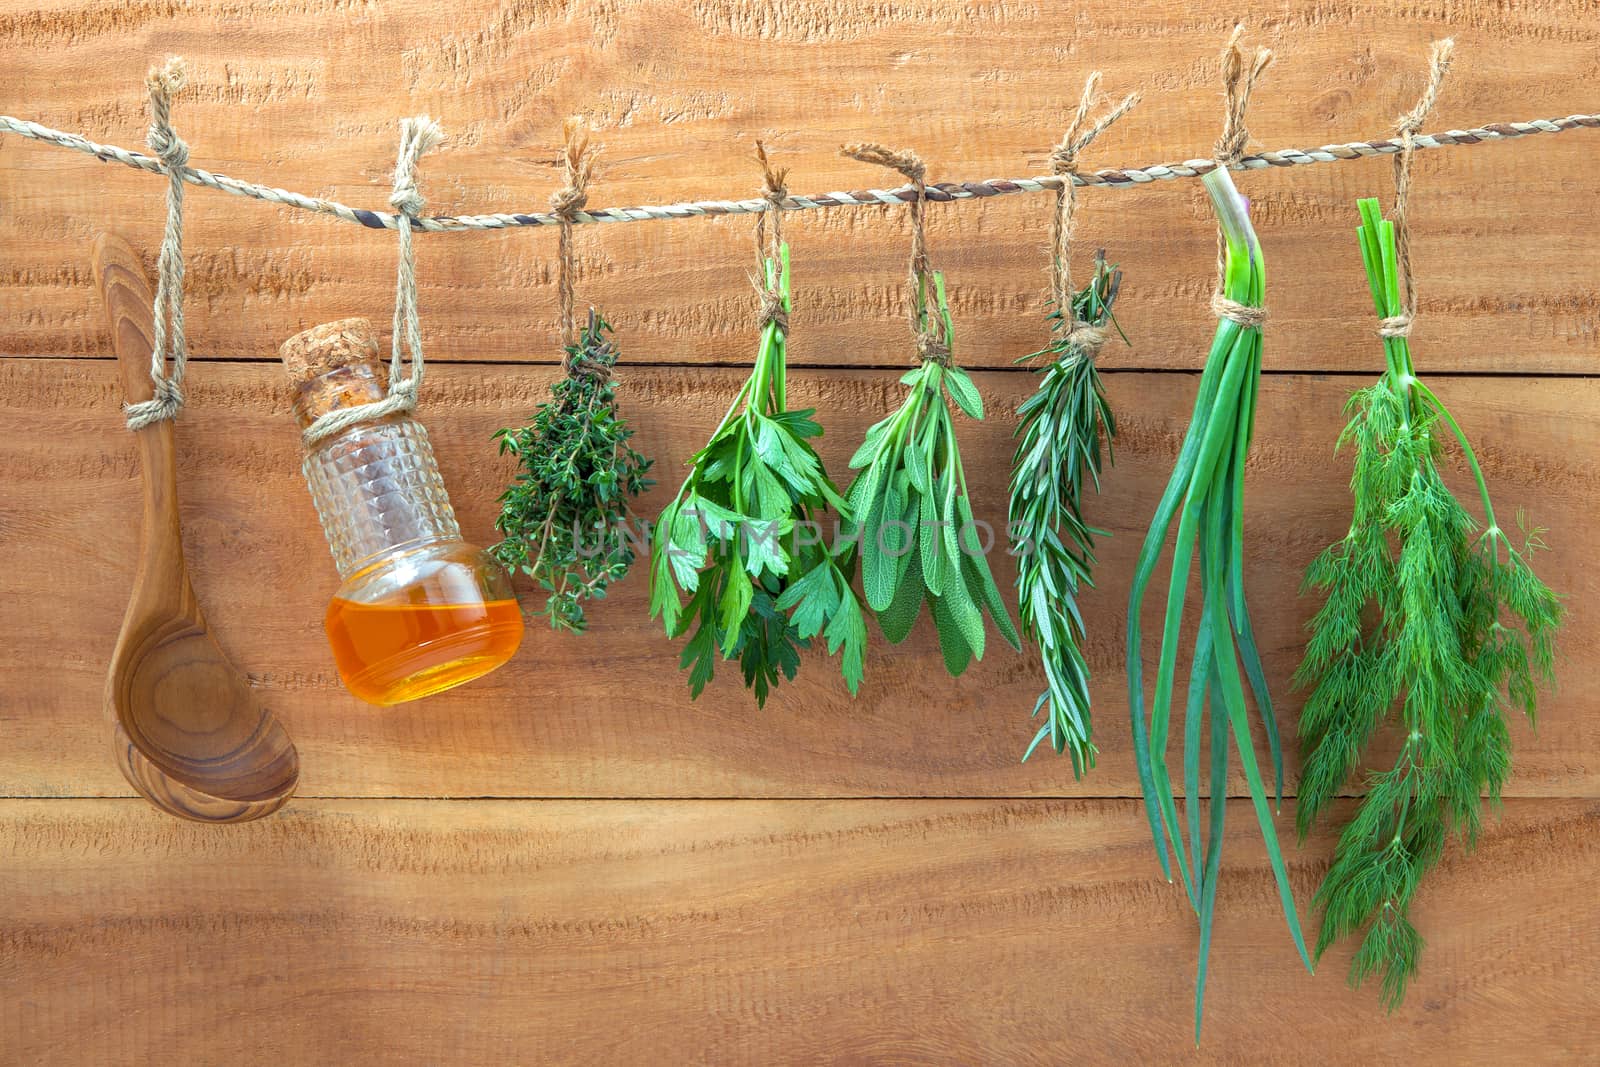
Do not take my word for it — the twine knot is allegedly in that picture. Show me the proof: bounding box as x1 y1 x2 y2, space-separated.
1064 322 1108 353
756 285 789 333
917 334 952 367
1211 292 1269 328
125 377 185 432
147 125 189 169
1378 314 1413 339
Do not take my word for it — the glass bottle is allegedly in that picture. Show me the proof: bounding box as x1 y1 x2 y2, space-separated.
280 318 523 705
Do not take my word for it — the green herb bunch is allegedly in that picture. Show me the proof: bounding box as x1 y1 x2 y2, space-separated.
649 244 867 706
844 268 1019 675
1127 164 1310 1038
492 309 654 633
1295 197 1561 1009
1010 252 1122 774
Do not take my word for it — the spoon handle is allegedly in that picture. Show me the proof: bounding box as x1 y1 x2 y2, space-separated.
92 233 187 617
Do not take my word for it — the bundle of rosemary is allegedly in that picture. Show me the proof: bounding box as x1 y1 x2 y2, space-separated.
1294 197 1561 1008
492 121 653 633
494 310 653 632
1007 68 1137 771
650 153 866 705
840 143 1017 676
1125 31 1309 1038
1011 253 1121 773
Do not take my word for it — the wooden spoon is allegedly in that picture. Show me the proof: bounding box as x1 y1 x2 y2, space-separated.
95 233 299 823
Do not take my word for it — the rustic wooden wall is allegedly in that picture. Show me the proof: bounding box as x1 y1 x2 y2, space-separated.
2 1 1598 1063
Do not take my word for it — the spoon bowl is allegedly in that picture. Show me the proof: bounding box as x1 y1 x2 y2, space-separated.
95 232 299 823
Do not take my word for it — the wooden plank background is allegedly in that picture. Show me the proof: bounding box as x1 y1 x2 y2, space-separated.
2 1 1598 1062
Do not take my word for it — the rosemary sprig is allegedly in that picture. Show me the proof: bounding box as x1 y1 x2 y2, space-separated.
1295 197 1561 1009
649 244 867 705
1011 252 1122 775
492 309 653 633
1126 166 1310 1038
844 270 1020 675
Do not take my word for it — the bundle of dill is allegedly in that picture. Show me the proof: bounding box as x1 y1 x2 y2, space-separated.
492 310 653 633
1010 252 1122 774
1295 197 1561 1008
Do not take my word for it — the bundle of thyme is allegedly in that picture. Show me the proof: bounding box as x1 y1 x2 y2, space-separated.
1010 253 1121 773
493 310 653 631
1294 197 1561 1008
492 121 653 633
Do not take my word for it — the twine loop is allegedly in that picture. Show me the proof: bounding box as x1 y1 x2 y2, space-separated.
1209 28 1273 334
842 141 951 366
552 117 598 370
1215 25 1273 167
124 56 192 432
753 140 791 335
302 115 442 447
1048 71 1138 353
1392 38 1455 326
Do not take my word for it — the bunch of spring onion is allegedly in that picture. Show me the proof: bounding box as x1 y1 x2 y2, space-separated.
1009 253 1122 774
1294 197 1561 1008
1126 166 1310 1037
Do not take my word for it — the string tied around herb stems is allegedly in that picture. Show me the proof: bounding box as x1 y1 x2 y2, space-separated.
752 140 790 334
1380 37 1456 342
550 117 609 382
1210 25 1274 330
124 56 192 432
840 141 951 367
1048 71 1140 354
301 115 442 447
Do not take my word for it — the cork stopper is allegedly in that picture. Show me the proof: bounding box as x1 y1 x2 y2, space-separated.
279 318 381 384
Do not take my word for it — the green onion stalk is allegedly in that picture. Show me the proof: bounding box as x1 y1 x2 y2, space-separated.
1293 198 1561 1009
1126 166 1311 1039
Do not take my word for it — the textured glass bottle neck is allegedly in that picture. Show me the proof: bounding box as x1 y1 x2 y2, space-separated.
294 364 462 579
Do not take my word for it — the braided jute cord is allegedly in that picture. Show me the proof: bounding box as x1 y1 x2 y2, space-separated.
842 143 952 367
3 106 1596 234
1049 72 1139 353
1381 38 1456 341
550 117 609 381
753 141 791 334
301 116 442 447
124 57 190 431
1211 26 1274 330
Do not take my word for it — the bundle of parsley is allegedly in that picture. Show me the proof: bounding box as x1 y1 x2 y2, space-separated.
1295 197 1561 1008
1011 252 1122 774
649 243 867 705
493 309 653 632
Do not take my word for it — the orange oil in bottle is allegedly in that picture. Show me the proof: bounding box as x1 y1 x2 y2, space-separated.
325 593 524 706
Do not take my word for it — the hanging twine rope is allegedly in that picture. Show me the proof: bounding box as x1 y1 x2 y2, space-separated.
550 117 604 379
1380 38 1455 341
841 142 951 366
753 140 790 334
1210 26 1274 330
302 115 443 447
1048 72 1139 353
124 57 190 432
